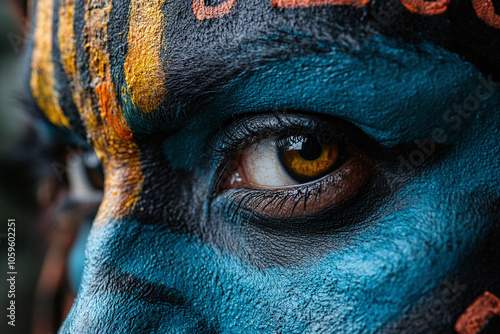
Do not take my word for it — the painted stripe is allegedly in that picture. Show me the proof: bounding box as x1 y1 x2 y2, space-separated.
30 0 71 128
84 0 144 223
108 0 131 121
124 0 167 113
399 0 450 15
57 0 144 223
472 0 500 29
58 0 77 82
193 0 236 20
58 0 100 138
52 0 85 136
270 0 369 8
85 265 186 306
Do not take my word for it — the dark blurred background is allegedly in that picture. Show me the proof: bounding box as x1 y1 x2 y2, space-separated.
0 1 47 333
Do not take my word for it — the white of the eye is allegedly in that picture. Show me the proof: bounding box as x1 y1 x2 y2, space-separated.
66 152 103 201
243 137 298 187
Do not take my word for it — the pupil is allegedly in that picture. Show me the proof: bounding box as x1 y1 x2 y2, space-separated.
299 137 323 161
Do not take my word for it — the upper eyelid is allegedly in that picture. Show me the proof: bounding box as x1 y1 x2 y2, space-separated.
205 114 306 159
200 38 482 148
207 112 377 163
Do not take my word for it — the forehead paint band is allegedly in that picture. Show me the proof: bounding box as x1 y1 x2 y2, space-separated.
192 0 500 29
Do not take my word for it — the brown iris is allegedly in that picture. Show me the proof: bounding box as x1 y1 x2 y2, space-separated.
278 136 339 183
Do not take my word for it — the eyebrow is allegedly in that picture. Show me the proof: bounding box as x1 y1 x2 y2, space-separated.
159 28 364 123
161 23 500 136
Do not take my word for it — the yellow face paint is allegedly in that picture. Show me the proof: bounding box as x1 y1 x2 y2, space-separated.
31 0 71 128
124 0 167 113
56 0 145 224
84 0 144 223
58 0 76 78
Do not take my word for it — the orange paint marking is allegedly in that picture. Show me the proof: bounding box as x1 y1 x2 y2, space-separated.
399 0 450 15
96 84 133 141
193 0 236 20
271 0 369 8
455 291 500 334
191 0 499 30
83 0 144 223
472 0 500 29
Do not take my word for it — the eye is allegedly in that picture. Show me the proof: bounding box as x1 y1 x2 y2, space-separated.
82 151 105 190
66 149 104 200
211 113 378 218
228 136 342 188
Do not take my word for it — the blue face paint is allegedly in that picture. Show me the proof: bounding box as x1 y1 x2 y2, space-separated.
162 36 483 170
60 31 500 333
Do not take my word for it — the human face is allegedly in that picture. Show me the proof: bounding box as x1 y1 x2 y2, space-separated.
27 0 500 332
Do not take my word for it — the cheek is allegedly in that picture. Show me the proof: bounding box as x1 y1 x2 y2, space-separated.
63 219 289 332
278 115 500 327
62 99 500 333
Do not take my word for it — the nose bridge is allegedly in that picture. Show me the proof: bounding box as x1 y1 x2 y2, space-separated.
67 217 221 331
78 217 287 331
61 228 217 333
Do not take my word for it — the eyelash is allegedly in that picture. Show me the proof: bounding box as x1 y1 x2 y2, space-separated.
209 114 322 159
206 112 377 218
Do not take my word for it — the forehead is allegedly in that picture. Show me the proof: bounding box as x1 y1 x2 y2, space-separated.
27 0 500 141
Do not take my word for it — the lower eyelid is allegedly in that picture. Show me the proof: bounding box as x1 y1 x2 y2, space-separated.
223 155 377 218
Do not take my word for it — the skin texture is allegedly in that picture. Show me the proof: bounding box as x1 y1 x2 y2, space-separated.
24 0 500 332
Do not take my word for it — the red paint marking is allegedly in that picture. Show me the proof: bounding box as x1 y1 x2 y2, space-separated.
270 0 369 8
399 0 450 15
193 0 237 21
455 291 500 334
472 0 500 29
